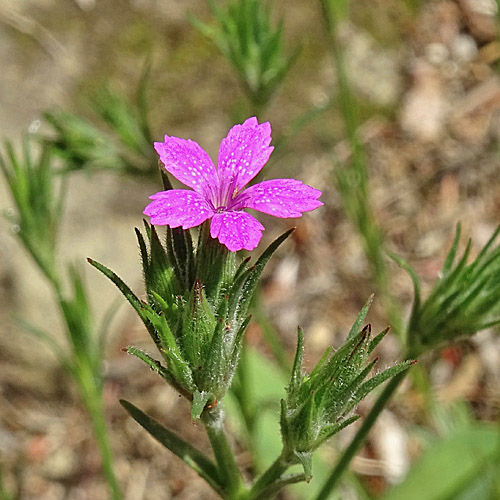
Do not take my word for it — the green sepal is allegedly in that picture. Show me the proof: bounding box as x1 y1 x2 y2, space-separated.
233 255 252 282
289 391 315 449
181 278 217 369
159 168 196 290
120 400 223 496
148 291 181 333
313 329 368 395
195 222 237 307
346 324 371 368
198 298 229 394
166 226 195 291
240 228 294 308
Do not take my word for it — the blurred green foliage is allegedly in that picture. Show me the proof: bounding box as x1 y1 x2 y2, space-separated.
392 224 500 356
190 0 299 112
43 66 156 178
0 138 122 499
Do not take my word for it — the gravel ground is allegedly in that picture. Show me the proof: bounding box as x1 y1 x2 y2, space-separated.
1 1 500 499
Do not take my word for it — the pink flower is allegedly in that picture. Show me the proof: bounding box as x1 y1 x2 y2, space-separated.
144 117 323 252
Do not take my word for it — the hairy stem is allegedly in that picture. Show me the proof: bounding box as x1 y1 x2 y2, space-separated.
202 406 245 499
247 451 295 500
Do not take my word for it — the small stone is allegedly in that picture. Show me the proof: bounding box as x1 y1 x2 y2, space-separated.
458 0 498 42
425 42 449 65
451 34 478 63
399 59 447 141
42 446 78 481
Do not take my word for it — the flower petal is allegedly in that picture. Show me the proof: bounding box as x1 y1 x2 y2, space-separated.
210 211 265 252
144 190 214 229
154 136 218 199
232 179 323 218
217 117 274 197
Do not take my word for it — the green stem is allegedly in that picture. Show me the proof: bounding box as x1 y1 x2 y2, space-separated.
79 363 122 500
320 0 405 340
313 370 408 500
247 451 293 500
202 406 245 499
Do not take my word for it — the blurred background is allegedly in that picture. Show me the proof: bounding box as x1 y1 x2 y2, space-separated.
1 1 500 499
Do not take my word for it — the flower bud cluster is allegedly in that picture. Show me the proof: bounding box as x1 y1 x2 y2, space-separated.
280 300 412 479
90 222 292 419
393 224 500 356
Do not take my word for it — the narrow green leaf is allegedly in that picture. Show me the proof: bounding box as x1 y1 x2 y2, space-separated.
346 294 373 341
138 305 193 390
312 415 360 449
288 327 305 402
388 252 421 321
16 318 72 374
468 224 500 271
308 346 331 380
442 223 462 276
135 226 149 281
229 314 251 369
87 258 160 346
125 346 171 381
425 239 472 308
368 326 390 355
348 360 414 413
136 58 153 144
97 297 121 353
120 400 223 495
324 359 377 416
